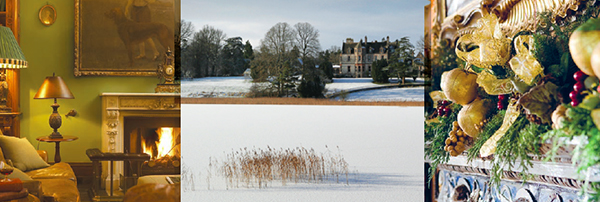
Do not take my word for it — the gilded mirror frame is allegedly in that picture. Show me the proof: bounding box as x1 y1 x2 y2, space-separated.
39 4 57 26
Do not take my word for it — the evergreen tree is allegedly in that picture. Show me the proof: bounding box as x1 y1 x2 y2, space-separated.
298 59 326 98
372 59 389 83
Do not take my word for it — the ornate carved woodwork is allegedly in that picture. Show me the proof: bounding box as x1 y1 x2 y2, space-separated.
100 93 180 192
0 0 20 137
434 0 586 47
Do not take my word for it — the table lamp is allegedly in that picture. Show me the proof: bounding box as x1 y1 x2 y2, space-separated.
34 73 74 139
0 26 28 112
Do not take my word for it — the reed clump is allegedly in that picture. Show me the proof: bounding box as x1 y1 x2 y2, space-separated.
217 146 350 188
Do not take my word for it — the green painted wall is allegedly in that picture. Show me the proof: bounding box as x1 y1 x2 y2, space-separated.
19 1 158 162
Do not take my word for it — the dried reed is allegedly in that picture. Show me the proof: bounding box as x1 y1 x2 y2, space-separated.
216 146 351 188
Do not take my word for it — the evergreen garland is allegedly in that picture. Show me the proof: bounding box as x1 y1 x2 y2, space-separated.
425 1 600 196
543 106 600 200
425 104 461 183
466 110 505 162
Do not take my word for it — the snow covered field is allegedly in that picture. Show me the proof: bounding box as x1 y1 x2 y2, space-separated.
182 105 424 202
181 76 425 102
337 87 424 102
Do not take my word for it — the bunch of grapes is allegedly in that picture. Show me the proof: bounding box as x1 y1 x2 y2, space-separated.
497 94 508 110
570 70 588 106
436 100 452 117
444 121 470 156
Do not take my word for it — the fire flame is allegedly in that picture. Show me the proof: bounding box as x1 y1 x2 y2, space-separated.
142 127 176 159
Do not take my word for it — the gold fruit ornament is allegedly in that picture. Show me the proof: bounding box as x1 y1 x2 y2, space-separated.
457 99 493 138
591 43 600 78
440 68 479 105
569 18 600 77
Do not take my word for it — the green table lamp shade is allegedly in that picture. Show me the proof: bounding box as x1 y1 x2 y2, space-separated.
0 26 27 69
34 74 74 139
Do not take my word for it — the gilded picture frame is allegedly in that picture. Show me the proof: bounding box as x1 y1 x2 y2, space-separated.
39 5 57 26
74 0 175 77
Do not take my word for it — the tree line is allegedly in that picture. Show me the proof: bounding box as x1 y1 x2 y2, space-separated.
180 20 254 78
180 20 339 98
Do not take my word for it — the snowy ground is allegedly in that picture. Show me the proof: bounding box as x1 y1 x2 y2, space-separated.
181 76 425 102
181 105 424 202
336 87 424 102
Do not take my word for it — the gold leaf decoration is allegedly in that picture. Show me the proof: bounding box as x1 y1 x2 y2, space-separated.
517 82 560 124
480 100 521 157
476 70 515 95
455 13 512 69
509 35 544 85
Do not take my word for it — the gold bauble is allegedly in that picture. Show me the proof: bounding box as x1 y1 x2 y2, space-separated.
457 99 493 138
440 68 479 105
591 43 600 78
569 18 600 77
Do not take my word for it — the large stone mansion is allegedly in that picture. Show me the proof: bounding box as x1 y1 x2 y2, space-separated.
339 36 396 78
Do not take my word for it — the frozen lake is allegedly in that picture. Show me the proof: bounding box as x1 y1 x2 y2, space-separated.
181 105 424 201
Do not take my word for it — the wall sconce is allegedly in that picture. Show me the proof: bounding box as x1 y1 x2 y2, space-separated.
0 26 28 112
39 4 57 26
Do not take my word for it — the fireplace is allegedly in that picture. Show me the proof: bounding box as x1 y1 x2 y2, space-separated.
101 93 180 193
124 117 181 176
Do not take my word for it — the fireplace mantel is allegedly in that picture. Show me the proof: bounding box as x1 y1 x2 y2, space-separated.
100 93 180 192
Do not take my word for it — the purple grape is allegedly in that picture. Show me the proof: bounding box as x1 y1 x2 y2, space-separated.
498 94 507 100
442 107 451 117
573 82 585 93
574 71 588 83
497 101 506 110
569 90 579 101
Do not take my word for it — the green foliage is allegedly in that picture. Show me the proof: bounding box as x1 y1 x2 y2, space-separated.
467 110 505 162
298 60 326 98
243 40 254 60
542 105 600 200
489 115 546 187
425 104 461 184
431 40 460 91
247 83 278 98
221 37 246 76
534 2 600 77
372 59 389 83
387 37 415 84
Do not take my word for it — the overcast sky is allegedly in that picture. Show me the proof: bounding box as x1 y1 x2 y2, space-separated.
181 0 426 51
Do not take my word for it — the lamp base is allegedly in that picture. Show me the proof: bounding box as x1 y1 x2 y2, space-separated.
49 132 63 139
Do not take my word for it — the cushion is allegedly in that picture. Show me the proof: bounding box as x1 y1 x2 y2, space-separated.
0 145 6 164
7 167 33 181
0 136 49 171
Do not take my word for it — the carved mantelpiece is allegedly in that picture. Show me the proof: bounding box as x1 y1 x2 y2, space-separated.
100 93 180 192
431 142 600 201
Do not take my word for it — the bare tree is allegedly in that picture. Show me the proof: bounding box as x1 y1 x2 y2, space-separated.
294 22 321 59
179 19 195 47
260 22 295 55
253 22 299 96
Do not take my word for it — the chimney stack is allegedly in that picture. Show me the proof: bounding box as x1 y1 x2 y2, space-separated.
387 36 390 42
365 36 368 43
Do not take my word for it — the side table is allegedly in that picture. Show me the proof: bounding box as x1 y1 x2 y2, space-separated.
35 136 78 163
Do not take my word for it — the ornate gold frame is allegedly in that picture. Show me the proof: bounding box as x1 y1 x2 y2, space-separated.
38 4 56 26
74 0 175 77
434 0 584 47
